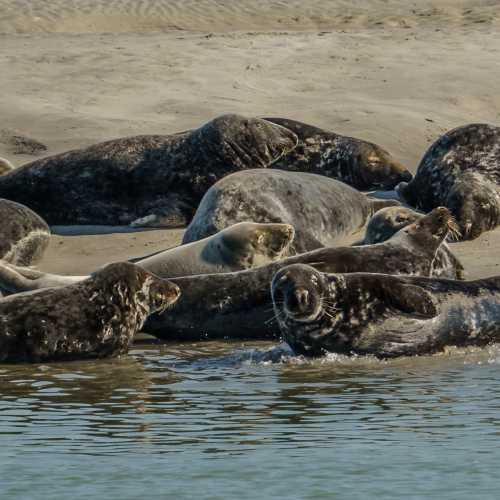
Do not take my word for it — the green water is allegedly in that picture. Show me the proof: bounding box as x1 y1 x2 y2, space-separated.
1 340 500 499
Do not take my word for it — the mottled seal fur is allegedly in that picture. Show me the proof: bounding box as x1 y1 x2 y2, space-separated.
0 114 298 227
272 263 500 358
265 117 412 190
0 262 180 363
0 198 50 266
0 157 14 176
143 207 457 340
183 169 400 252
359 206 464 279
397 123 500 240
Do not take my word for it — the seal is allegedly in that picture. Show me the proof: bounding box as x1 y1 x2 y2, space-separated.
265 117 412 190
0 157 14 176
0 262 181 363
141 207 458 340
0 198 50 266
358 206 464 279
396 123 500 240
271 263 500 358
183 169 400 252
0 114 298 227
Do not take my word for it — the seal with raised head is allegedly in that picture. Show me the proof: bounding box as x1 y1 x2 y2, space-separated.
0 114 298 227
265 117 412 190
396 123 500 240
0 262 180 363
271 263 500 358
142 207 458 340
183 169 400 252
0 157 14 176
358 206 464 279
0 198 50 266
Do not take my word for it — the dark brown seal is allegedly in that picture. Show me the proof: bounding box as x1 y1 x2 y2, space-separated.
272 263 500 358
0 198 50 266
265 117 412 190
396 123 500 240
0 262 180 363
145 207 457 340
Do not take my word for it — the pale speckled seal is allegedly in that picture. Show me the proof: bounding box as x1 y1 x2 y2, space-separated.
359 206 464 279
0 114 298 227
265 117 412 190
271 263 500 358
0 198 50 266
0 157 14 176
143 207 458 340
396 123 500 240
183 169 400 252
0 262 180 363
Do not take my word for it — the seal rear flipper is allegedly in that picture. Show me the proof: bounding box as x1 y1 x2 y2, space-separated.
131 196 192 228
382 282 440 318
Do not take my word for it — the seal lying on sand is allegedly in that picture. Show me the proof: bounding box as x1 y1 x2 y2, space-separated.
397 123 500 240
0 198 50 266
265 117 412 190
0 262 180 363
0 157 14 176
0 114 298 227
358 206 464 279
141 207 458 340
183 169 400 252
272 263 500 358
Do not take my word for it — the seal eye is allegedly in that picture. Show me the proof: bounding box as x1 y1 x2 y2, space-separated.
311 275 318 286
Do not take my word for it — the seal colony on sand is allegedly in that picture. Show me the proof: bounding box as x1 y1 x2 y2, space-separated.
397 123 500 240
272 263 500 358
0 198 50 266
358 206 464 279
0 114 298 227
143 208 459 340
0 262 180 363
183 169 400 252
265 117 412 190
0 157 14 176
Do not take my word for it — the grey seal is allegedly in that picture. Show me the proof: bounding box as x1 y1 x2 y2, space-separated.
0 114 298 227
0 262 180 363
0 157 14 176
265 117 412 190
0 198 50 266
271 263 500 358
183 169 400 252
396 123 500 240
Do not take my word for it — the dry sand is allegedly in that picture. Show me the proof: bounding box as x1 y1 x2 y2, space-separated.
0 0 499 279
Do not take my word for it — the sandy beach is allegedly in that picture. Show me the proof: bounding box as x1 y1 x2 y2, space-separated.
1 0 499 278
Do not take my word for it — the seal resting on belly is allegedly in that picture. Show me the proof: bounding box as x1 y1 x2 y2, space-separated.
0 262 180 363
396 123 500 240
271 263 500 358
183 169 400 252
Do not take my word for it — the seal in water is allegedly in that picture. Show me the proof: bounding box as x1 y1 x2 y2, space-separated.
0 262 180 363
0 198 50 266
183 169 400 252
271 263 500 358
140 207 458 340
358 206 464 279
265 117 412 190
396 123 500 240
0 157 14 176
0 114 298 227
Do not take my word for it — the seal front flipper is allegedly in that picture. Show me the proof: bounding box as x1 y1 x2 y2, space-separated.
130 195 192 228
382 282 439 318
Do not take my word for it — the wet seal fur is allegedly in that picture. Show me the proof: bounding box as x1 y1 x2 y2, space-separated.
0 262 180 363
397 123 500 240
272 263 500 358
0 157 14 176
0 114 298 227
0 198 50 266
183 169 400 252
358 206 464 279
265 117 412 190
142 207 458 340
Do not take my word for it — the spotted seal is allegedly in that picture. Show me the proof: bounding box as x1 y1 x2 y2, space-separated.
0 114 298 227
183 169 400 252
396 123 500 240
271 263 500 358
265 117 412 190
0 262 180 363
0 198 50 266
0 157 14 176
143 207 458 340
